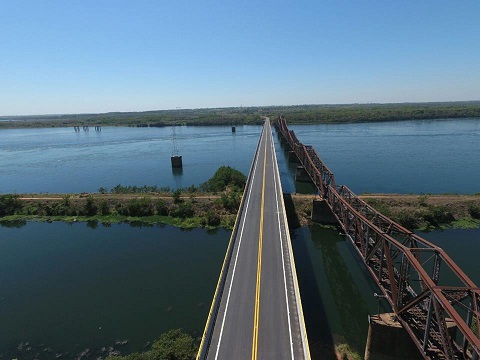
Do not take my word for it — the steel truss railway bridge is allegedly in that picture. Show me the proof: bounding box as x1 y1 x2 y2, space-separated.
197 118 479 360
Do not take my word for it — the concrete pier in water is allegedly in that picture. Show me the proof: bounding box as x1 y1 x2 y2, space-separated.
171 155 183 169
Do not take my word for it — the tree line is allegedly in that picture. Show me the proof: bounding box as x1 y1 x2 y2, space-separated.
2 101 479 129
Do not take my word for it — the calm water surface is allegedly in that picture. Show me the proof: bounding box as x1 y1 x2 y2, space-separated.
0 126 260 193
293 225 480 358
0 222 228 359
1 118 480 194
287 118 480 194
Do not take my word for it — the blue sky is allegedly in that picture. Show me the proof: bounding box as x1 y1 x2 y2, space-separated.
1 0 479 115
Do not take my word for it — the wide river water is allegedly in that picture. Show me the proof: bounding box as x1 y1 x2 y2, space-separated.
1 118 479 359
1 118 480 194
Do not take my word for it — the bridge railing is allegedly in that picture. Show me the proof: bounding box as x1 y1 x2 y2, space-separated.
273 116 479 360
196 123 266 360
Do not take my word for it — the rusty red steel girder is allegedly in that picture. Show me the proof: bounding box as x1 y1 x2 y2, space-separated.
273 116 480 360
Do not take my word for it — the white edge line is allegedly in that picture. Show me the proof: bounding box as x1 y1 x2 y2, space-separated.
273 123 311 359
270 124 295 360
214 124 265 360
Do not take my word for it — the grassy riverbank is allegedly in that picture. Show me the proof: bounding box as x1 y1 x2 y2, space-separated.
2 192 480 231
1 101 479 129
290 194 480 231
0 192 239 229
0 166 246 230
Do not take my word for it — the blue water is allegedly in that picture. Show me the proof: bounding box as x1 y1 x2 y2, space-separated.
0 126 260 193
287 118 480 194
1 118 480 194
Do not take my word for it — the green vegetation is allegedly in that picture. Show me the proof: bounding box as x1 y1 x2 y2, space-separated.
335 343 362 360
0 195 237 230
0 166 247 230
291 194 480 231
0 195 22 216
468 203 480 219
361 195 480 231
0 107 264 129
1 102 479 129
273 102 480 124
199 166 246 192
106 329 197 360
386 203 456 230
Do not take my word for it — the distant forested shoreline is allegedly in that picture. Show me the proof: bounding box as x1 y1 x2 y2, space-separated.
1 101 479 129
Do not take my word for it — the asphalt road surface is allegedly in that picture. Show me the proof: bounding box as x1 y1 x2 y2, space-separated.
205 119 309 360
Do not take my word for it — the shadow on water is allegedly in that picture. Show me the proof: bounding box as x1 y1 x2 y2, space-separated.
286 195 385 359
309 225 372 353
172 167 183 176
86 219 98 229
0 220 27 228
285 194 336 359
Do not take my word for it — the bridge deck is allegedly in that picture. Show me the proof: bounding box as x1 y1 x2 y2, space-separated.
199 119 309 359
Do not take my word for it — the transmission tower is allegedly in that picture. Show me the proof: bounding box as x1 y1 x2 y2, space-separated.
171 125 179 156
170 125 182 168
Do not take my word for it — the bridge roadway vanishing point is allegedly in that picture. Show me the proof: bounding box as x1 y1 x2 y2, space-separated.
197 119 310 360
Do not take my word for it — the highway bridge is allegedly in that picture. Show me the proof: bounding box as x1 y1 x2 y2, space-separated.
197 119 310 360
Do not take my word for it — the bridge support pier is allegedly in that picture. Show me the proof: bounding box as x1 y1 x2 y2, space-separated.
364 314 423 360
288 151 299 163
295 166 312 183
311 199 338 225
171 155 183 168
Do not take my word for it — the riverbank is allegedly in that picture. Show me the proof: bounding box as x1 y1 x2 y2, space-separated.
0 192 237 229
290 193 480 231
2 192 480 231
1 102 479 129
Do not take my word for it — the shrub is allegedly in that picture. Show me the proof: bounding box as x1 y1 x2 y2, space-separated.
99 200 110 215
220 192 241 213
468 204 480 219
0 195 22 217
126 198 154 217
418 195 428 207
83 196 98 216
170 202 194 218
172 189 182 204
206 210 221 226
397 210 419 230
106 329 196 360
200 166 246 192
156 199 169 216
422 206 454 227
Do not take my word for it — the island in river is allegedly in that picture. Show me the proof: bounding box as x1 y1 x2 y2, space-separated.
1 192 479 232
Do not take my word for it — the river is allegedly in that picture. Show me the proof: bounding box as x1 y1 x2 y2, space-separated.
1 118 480 194
0 118 479 359
0 222 228 359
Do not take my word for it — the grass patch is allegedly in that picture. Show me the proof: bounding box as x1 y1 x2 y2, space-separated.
335 343 362 360
451 218 480 229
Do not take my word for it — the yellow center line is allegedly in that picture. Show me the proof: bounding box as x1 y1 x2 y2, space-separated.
252 126 268 360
